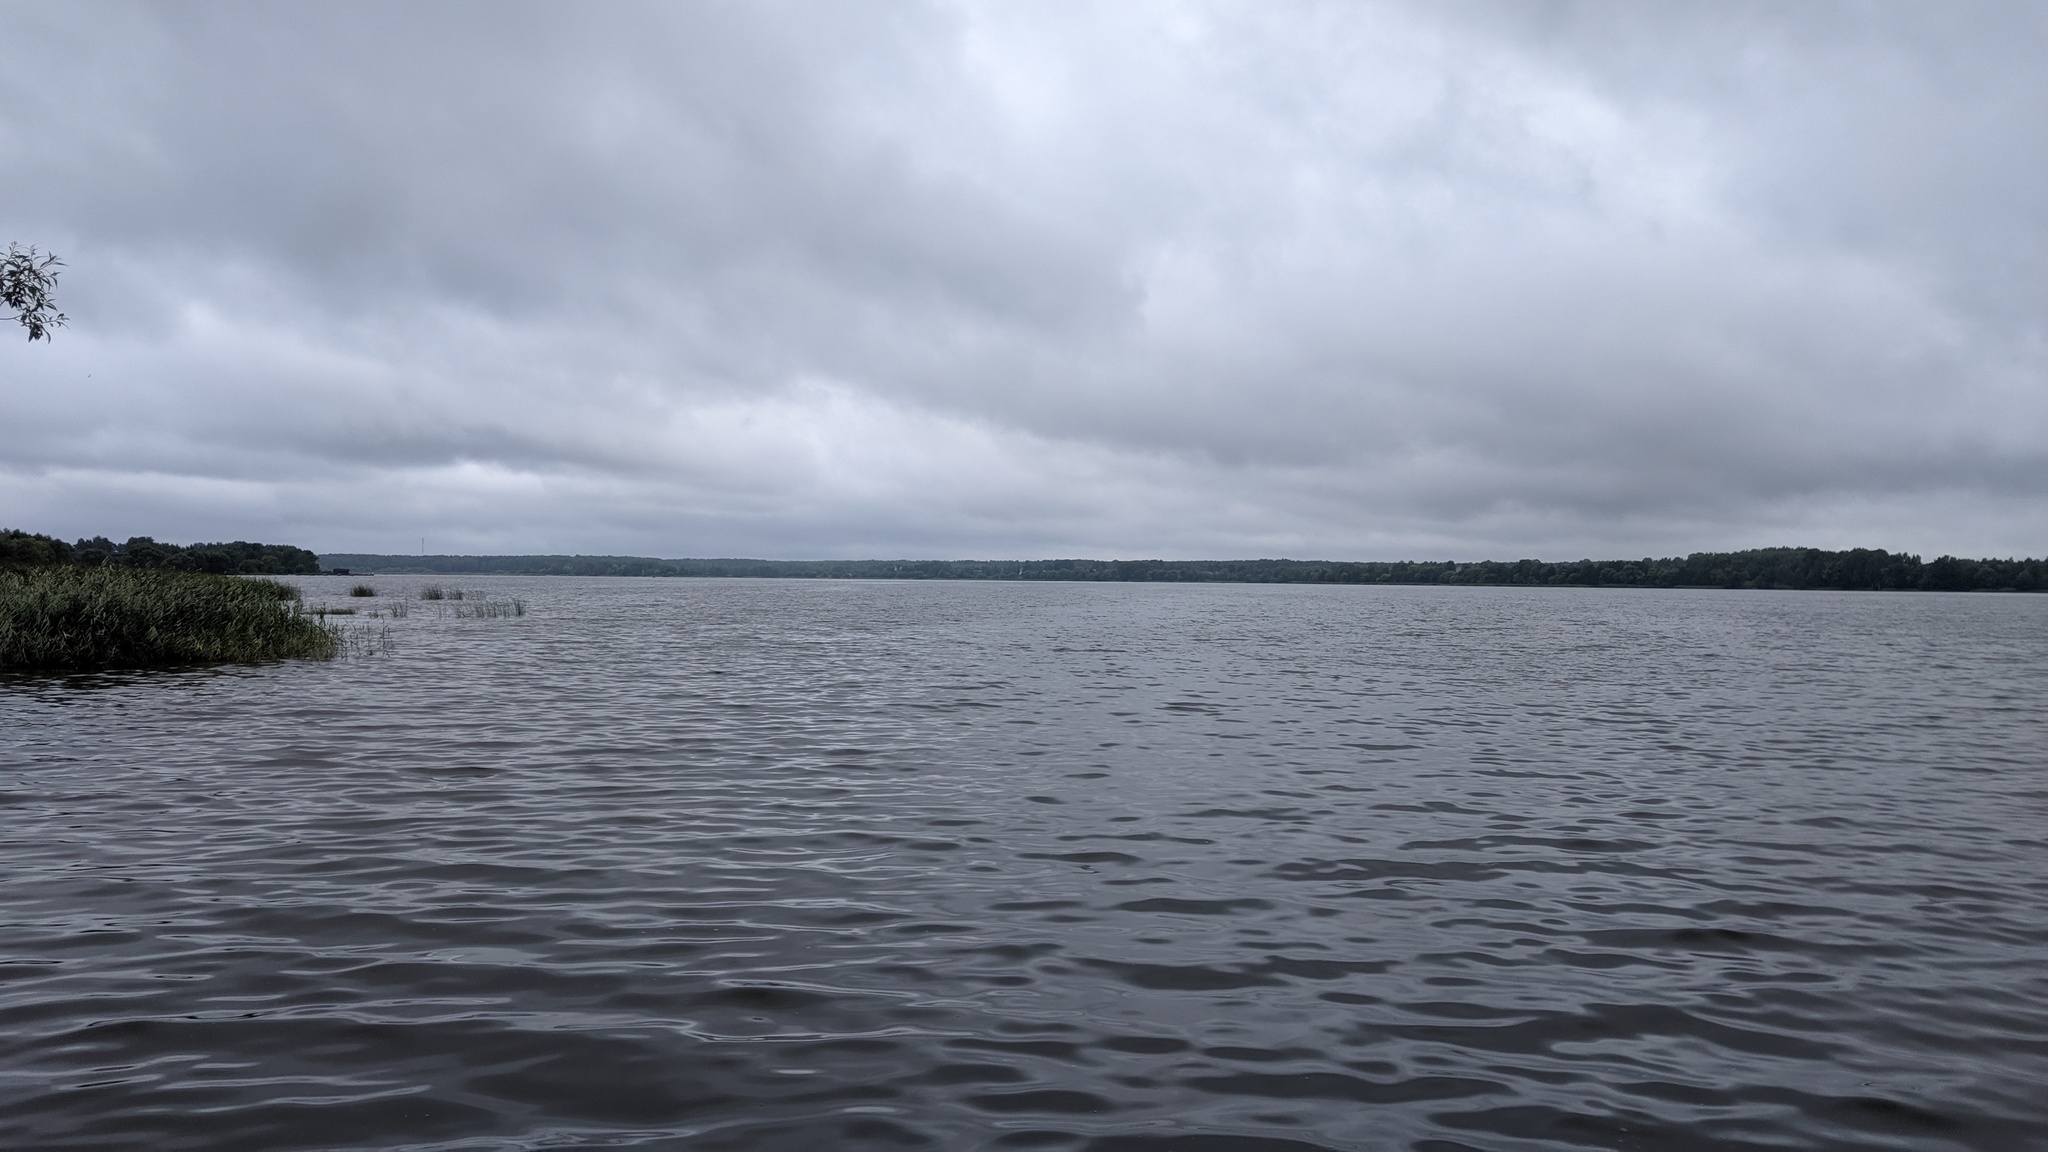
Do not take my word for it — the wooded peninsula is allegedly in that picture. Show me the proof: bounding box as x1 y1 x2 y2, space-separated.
2 531 331 668
2 531 320 575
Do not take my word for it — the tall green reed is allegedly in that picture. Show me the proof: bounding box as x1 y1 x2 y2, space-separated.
0 567 336 669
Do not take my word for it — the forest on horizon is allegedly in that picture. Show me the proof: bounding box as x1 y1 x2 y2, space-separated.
8 529 2046 590
316 546 2047 592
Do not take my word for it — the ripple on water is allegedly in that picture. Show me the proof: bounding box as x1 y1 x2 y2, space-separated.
3 578 2047 1150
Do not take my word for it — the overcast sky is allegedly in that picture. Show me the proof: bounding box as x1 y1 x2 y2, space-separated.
2 1 2042 560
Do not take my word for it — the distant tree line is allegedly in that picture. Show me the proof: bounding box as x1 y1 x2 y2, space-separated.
316 547 2047 591
321 553 694 577
2 530 321 575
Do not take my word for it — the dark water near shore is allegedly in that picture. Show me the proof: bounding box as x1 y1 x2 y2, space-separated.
4 578 2046 1151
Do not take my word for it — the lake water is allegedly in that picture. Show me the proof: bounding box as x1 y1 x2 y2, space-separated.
4 577 2046 1151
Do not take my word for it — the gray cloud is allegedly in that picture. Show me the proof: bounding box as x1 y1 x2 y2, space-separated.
2 0 2042 559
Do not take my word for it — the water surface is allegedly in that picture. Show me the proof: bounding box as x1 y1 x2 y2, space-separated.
4 579 2046 1150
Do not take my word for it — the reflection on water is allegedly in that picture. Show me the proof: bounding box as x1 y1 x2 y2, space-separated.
4 578 2046 1150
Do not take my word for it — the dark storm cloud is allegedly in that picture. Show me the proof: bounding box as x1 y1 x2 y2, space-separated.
1 1 2042 558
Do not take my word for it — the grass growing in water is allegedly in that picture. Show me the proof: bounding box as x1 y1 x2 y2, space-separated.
329 621 394 659
0 566 337 669
450 598 525 618
349 584 376 597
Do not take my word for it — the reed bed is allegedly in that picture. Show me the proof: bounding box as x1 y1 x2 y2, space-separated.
449 598 525 618
0 566 337 669
418 585 519 617
328 621 395 659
